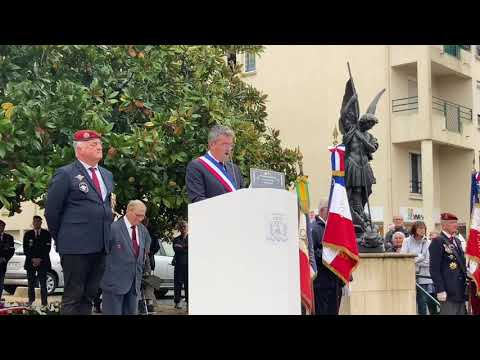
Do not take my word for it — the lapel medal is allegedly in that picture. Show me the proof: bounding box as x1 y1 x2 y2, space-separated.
75 174 85 181
449 262 457 270
79 182 89 193
443 244 453 254
448 254 454 260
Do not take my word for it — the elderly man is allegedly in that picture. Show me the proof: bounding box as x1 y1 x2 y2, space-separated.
384 215 409 252
101 200 151 315
45 130 115 315
0 219 15 301
311 199 345 315
186 125 244 203
429 212 468 315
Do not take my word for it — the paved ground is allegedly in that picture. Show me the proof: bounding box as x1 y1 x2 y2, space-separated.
2 289 188 315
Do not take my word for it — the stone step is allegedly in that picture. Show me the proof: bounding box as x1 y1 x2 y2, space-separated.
13 286 41 299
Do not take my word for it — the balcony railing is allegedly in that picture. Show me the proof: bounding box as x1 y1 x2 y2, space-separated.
432 96 472 133
410 180 422 194
392 96 418 112
392 96 472 134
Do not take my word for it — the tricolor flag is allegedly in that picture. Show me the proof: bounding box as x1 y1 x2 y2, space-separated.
296 175 317 314
322 145 359 284
467 171 480 297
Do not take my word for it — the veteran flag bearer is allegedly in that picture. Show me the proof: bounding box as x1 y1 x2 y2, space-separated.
45 130 115 315
429 212 468 315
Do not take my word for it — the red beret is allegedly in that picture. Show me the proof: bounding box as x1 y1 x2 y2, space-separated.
441 212 458 221
73 130 101 142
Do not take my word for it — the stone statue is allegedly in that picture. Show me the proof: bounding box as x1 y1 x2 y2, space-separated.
338 63 385 251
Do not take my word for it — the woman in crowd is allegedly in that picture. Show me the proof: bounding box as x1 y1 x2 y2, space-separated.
400 221 438 315
391 231 405 252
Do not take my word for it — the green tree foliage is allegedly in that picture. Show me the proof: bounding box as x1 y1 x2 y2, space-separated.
0 45 300 238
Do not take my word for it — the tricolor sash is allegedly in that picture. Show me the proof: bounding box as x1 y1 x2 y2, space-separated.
198 154 237 193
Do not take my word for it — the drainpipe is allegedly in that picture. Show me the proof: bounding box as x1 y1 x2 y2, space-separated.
386 45 393 232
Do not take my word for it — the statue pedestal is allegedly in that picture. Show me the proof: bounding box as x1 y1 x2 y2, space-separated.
339 253 417 315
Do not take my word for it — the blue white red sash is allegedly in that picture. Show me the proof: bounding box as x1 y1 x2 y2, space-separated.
197 154 237 193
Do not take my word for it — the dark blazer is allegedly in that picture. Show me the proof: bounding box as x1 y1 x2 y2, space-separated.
186 157 244 203
173 235 188 266
311 216 344 290
23 229 52 271
45 160 115 255
101 217 149 296
0 232 15 267
429 232 467 303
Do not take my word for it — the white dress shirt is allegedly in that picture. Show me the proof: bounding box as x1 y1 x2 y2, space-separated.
123 216 139 249
78 159 108 201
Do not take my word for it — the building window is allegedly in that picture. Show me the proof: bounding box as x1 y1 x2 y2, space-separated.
443 45 461 58
410 153 422 194
244 52 256 73
476 45 480 57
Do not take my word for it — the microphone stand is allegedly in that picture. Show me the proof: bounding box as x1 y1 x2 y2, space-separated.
226 148 239 190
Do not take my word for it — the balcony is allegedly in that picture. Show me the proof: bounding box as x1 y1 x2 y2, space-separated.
391 96 474 147
432 96 472 133
392 96 472 133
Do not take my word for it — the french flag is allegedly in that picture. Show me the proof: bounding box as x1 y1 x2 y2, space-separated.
467 171 480 299
322 145 359 284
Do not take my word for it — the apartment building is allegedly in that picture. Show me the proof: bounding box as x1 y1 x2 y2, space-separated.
241 45 480 236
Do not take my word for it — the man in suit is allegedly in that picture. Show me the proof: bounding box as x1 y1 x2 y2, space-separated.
101 200 151 315
429 212 468 315
186 125 244 203
23 216 52 307
45 130 115 315
173 220 188 309
311 199 345 315
0 219 15 300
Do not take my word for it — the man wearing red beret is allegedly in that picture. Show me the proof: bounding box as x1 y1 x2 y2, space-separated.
45 130 115 315
429 212 468 315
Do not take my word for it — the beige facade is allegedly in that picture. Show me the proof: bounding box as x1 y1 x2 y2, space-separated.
0 202 44 242
242 45 480 235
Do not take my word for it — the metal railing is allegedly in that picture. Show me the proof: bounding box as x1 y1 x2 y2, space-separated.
410 180 422 194
432 96 472 133
392 96 418 112
416 275 441 308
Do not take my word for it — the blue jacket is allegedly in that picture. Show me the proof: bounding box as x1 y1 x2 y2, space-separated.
45 160 115 255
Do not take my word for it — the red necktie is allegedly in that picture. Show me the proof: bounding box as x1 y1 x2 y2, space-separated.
131 225 139 258
89 167 103 198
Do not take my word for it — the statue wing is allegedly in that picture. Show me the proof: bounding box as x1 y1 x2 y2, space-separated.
339 78 360 135
365 88 386 115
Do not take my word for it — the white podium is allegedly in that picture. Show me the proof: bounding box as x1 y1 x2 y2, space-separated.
188 188 300 315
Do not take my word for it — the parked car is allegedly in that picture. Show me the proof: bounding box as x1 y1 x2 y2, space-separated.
4 240 175 299
152 241 175 299
4 241 63 295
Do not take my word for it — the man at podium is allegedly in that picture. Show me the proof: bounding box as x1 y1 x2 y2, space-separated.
186 125 244 203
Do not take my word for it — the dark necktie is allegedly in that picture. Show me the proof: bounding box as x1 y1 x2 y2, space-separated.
89 167 102 198
131 225 139 258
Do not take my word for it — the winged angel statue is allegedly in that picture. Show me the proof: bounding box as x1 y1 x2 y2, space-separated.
339 64 385 236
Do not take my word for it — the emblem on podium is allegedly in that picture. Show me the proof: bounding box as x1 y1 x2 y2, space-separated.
266 213 288 243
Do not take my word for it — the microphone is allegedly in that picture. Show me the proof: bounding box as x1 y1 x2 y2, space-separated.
225 146 239 189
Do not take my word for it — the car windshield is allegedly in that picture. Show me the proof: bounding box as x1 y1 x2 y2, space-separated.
161 242 175 257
